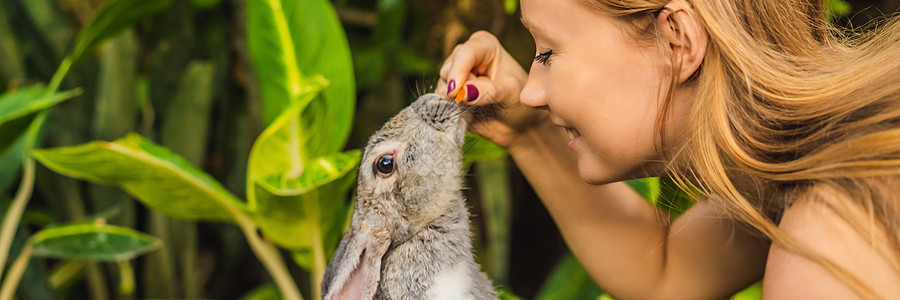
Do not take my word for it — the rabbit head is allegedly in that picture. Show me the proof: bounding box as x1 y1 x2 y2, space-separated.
323 93 468 299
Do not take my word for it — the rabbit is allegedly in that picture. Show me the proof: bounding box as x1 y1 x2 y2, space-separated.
322 93 498 300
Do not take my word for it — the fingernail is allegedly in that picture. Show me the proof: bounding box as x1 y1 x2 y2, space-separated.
447 80 456 95
465 84 479 102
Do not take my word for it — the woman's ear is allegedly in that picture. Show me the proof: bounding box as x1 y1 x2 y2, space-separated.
657 1 708 83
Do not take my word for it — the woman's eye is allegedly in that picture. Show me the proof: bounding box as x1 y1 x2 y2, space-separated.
374 154 395 176
534 50 553 65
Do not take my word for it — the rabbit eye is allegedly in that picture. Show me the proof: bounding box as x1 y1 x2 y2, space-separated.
374 154 395 176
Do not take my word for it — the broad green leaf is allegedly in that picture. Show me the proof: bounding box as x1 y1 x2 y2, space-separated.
656 177 697 218
0 85 81 153
247 77 327 186
731 282 762 300
624 177 660 204
33 133 245 222
625 177 697 218
258 150 361 196
463 132 508 166
252 169 356 251
535 252 604 300
30 223 160 261
246 79 358 251
68 0 174 64
246 0 356 156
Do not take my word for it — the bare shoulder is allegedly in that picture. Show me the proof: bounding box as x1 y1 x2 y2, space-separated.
762 183 900 299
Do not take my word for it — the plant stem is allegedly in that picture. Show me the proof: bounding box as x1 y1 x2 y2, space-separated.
117 260 135 296
310 223 325 300
307 188 325 300
48 260 85 289
234 213 302 300
0 158 35 283
45 56 72 96
0 245 31 300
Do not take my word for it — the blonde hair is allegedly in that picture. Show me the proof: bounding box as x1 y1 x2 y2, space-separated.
583 0 900 298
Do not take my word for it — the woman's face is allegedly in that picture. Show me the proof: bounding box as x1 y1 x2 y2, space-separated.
520 0 687 184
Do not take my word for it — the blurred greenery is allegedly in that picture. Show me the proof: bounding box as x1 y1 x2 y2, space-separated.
0 0 889 299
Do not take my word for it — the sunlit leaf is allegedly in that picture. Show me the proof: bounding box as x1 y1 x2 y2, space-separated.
503 0 518 14
247 77 327 185
624 177 661 204
731 282 762 300
625 177 696 218
246 0 356 156
251 170 355 251
246 76 358 253
30 223 160 261
69 0 174 64
258 151 360 196
33 133 246 222
655 177 697 218
0 85 81 153
463 132 507 166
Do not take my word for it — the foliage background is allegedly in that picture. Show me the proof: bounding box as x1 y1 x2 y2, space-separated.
0 0 898 299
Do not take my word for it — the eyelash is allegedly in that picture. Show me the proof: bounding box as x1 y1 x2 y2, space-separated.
534 50 553 65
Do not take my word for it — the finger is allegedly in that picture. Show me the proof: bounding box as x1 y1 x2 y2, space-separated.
444 31 499 98
455 75 498 105
434 79 448 97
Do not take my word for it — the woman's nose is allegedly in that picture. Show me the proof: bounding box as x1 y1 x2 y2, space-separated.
519 77 548 109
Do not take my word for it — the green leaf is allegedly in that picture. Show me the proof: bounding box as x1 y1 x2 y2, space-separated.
655 177 697 218
731 281 762 300
246 98 359 253
258 150 361 196
624 177 661 204
497 286 522 300
246 79 359 251
30 223 160 261
0 85 81 153
535 252 604 300
247 78 328 186
240 282 281 300
463 131 508 166
246 0 356 156
824 0 851 21
625 177 696 218
503 0 518 14
68 0 174 64
33 133 246 222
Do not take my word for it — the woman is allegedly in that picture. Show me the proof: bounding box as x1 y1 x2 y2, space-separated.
438 0 900 298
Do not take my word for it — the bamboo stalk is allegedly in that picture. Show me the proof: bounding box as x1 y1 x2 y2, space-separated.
0 159 35 284
0 245 32 300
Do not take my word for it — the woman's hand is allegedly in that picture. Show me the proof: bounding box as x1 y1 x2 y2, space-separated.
437 31 544 148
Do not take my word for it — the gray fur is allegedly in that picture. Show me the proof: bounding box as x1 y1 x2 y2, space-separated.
322 94 498 300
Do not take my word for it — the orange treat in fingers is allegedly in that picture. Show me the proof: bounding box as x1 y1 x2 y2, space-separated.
454 88 466 103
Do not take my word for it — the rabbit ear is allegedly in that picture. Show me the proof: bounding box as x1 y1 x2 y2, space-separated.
322 229 391 300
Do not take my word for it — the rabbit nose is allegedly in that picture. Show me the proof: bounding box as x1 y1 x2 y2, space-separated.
414 94 462 129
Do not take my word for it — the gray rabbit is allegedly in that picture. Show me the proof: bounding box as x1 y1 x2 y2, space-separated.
322 93 498 300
